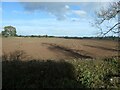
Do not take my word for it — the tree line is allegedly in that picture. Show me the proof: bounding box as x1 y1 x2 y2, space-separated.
1 25 119 41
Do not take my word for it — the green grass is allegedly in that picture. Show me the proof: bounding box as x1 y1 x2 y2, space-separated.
2 50 120 89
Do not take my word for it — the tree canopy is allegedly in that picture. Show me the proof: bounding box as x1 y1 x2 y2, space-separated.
2 26 17 37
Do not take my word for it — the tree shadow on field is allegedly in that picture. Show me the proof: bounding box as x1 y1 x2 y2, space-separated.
84 44 119 52
2 50 85 89
42 43 92 59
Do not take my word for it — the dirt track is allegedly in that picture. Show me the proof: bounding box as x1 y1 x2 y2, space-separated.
2 37 119 60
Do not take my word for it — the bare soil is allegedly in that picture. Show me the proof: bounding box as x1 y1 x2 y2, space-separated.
2 37 119 60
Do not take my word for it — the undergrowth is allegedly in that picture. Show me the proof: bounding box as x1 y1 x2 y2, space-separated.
2 50 120 89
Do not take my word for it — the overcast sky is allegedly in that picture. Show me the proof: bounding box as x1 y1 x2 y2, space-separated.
1 1 117 37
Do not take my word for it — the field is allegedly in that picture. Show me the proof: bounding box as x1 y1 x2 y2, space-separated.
2 37 119 60
2 37 120 88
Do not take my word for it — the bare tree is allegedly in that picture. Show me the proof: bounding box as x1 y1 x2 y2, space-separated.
94 1 120 37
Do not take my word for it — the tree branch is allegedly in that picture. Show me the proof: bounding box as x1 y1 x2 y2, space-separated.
102 22 120 37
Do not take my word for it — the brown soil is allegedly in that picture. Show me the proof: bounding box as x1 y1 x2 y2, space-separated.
2 37 119 60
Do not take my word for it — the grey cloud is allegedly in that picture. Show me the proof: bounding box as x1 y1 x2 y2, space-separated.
20 2 113 20
21 2 73 20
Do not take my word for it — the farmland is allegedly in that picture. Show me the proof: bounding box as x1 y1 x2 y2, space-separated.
2 37 120 88
2 37 119 60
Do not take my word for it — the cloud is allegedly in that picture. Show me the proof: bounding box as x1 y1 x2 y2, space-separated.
21 2 89 21
72 10 87 16
21 2 71 20
70 18 80 22
19 2 118 21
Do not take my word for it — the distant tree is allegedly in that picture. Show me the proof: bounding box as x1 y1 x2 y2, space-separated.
43 34 48 38
45 34 48 38
2 26 17 37
94 1 120 36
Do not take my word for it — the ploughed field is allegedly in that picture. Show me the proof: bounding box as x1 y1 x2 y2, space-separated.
2 37 119 60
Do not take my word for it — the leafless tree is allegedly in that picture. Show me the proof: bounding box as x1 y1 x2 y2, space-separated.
94 1 120 37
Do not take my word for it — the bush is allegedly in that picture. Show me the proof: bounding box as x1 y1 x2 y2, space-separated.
2 50 120 89
70 58 120 88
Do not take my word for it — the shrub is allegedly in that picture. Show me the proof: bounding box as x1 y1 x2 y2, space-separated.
70 58 119 88
2 50 120 88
